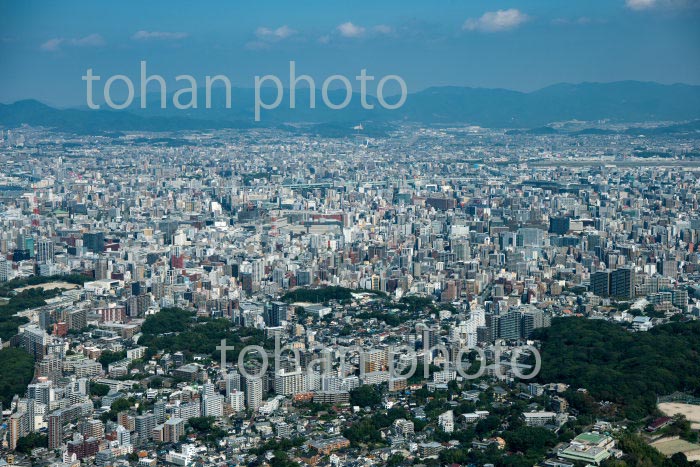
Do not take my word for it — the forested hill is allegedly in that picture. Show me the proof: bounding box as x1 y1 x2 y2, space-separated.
533 318 700 420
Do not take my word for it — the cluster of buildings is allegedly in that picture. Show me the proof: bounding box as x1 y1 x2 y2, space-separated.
0 124 698 466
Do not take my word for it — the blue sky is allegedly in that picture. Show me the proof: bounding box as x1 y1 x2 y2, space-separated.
1 0 699 106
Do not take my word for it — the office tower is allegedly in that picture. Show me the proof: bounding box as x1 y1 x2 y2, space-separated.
549 217 570 235
265 301 289 327
95 257 109 280
38 309 51 330
498 311 522 340
518 227 544 247
296 269 311 287
0 256 8 282
36 238 54 263
18 234 34 258
245 377 263 411
83 232 105 253
610 267 635 299
591 270 612 297
521 308 547 339
240 272 253 295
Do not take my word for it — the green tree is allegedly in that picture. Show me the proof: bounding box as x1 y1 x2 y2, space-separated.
0 348 34 408
349 385 382 407
15 433 48 454
89 382 110 397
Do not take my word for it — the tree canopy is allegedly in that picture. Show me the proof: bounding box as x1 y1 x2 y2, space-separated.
0 348 34 408
534 318 700 419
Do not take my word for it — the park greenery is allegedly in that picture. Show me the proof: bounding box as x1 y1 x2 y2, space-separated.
0 273 90 297
533 318 700 420
0 288 61 341
15 432 48 454
98 350 127 370
138 307 270 363
282 286 355 303
0 347 35 408
608 432 696 467
0 274 91 340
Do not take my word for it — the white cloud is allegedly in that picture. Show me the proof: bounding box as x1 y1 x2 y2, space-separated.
337 22 366 38
40 33 104 51
373 24 394 35
625 0 657 9
40 38 64 51
131 30 189 41
463 9 529 32
625 0 700 10
255 25 297 40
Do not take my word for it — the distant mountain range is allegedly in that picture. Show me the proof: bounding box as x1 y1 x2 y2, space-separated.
1 81 699 135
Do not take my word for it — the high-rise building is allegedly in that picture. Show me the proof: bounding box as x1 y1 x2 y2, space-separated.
245 377 263 411
274 369 306 396
225 371 241 396
21 325 50 360
83 232 105 253
66 308 87 331
95 257 109 280
361 348 388 374
521 308 548 339
154 400 166 424
498 311 522 340
591 270 612 297
202 394 224 417
48 412 63 449
228 390 245 412
28 381 53 405
0 256 8 282
36 238 54 263
549 217 570 235
9 411 29 450
116 424 131 446
611 267 635 299
265 301 289 327
163 418 185 443
135 414 156 444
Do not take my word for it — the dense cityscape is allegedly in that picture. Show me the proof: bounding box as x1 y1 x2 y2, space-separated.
0 123 698 467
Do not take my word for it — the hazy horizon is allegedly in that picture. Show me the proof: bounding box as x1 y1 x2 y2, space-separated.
1 0 699 107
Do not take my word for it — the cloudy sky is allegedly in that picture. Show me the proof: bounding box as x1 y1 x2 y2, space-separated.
1 0 699 106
